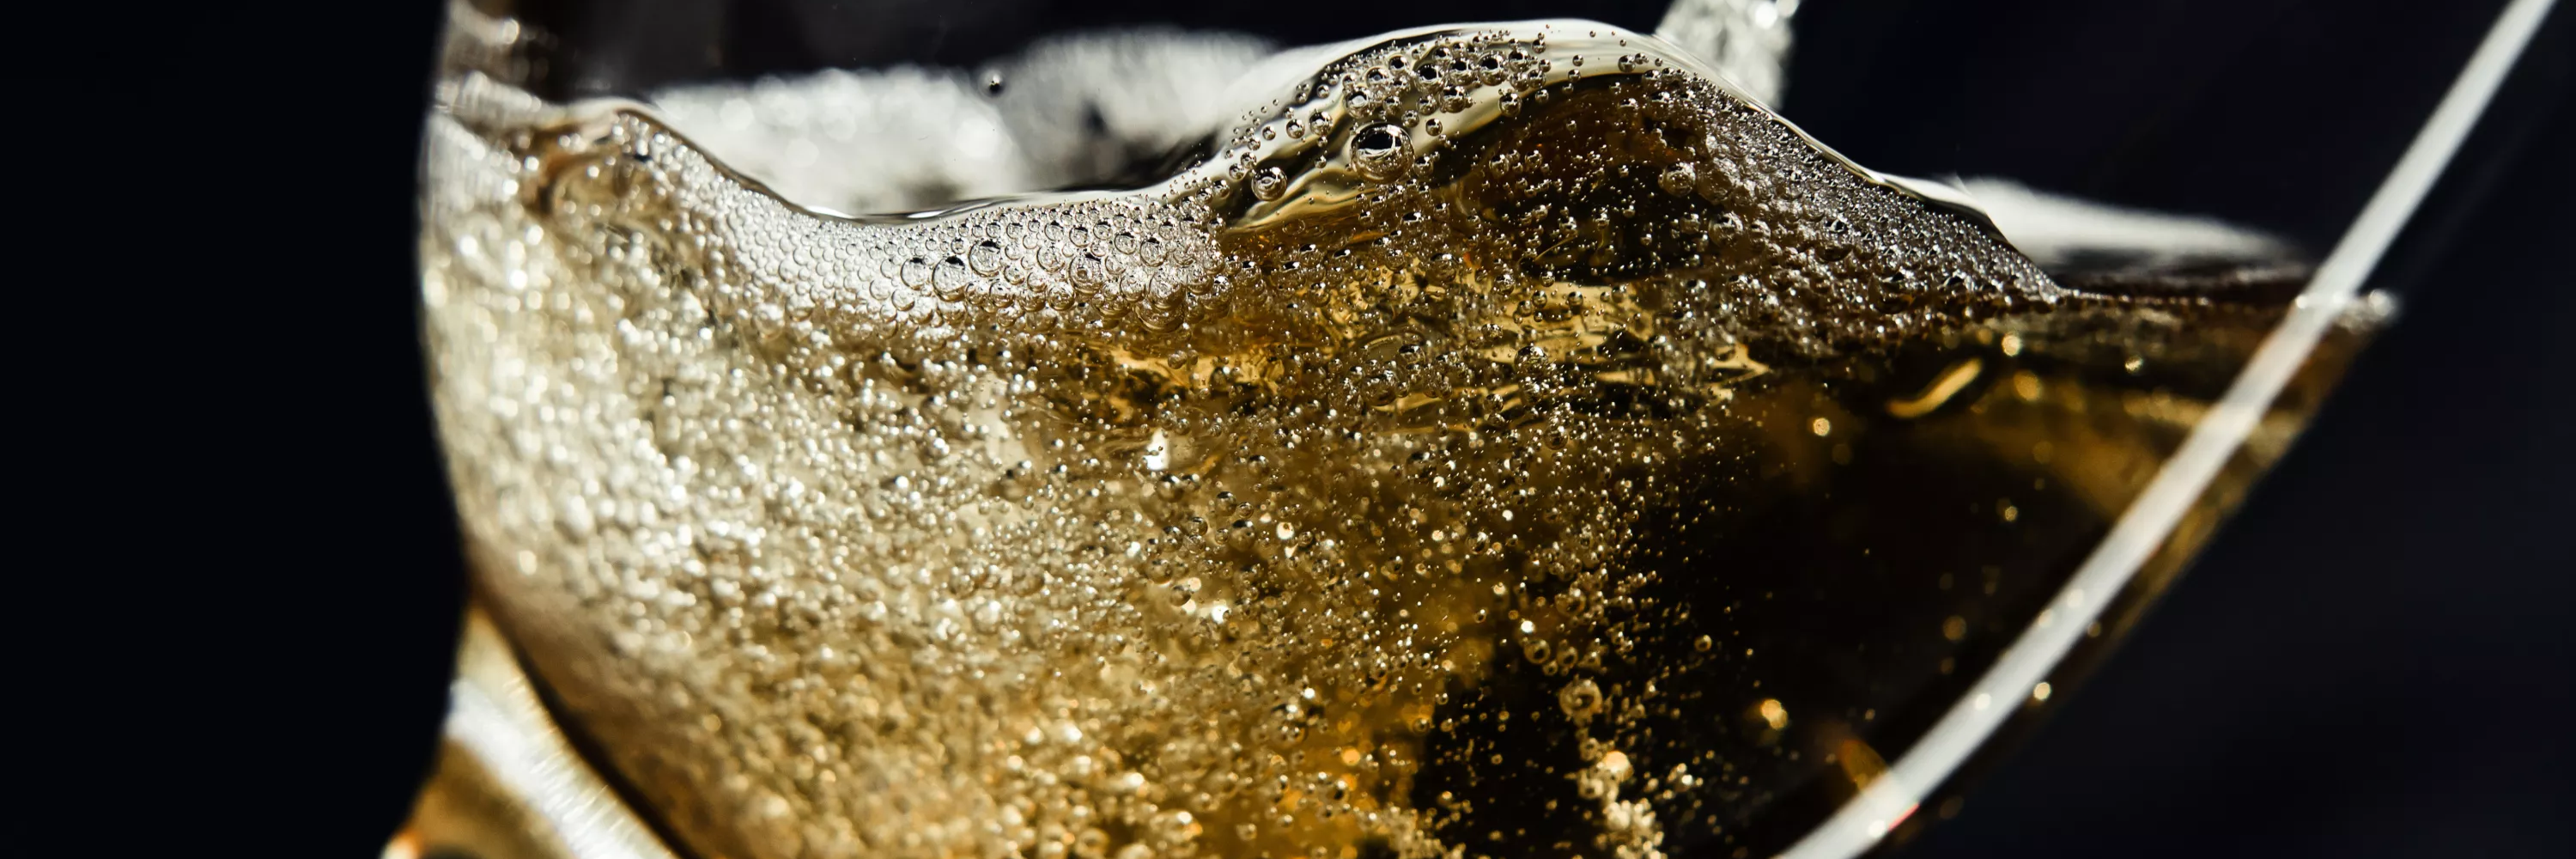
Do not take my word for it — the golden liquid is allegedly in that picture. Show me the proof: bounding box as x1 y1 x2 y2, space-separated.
417 21 2370 859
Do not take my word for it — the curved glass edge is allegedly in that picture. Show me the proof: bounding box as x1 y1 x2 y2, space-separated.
1779 1 2558 855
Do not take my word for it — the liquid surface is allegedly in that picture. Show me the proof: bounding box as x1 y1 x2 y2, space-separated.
421 17 2366 859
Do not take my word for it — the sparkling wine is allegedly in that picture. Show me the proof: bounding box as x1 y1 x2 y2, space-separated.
412 15 2373 859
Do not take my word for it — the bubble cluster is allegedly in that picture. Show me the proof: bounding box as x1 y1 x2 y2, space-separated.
420 19 2331 859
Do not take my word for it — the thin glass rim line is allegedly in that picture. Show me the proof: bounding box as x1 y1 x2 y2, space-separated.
1775 0 2557 856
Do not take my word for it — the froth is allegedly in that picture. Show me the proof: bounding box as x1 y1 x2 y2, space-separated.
423 21 2083 859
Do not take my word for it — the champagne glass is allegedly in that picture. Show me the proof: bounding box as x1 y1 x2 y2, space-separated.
390 2 2552 858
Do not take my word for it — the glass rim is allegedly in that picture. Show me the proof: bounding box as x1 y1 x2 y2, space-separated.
1777 1 2555 854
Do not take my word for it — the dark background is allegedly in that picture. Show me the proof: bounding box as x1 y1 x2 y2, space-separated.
273 1 2568 856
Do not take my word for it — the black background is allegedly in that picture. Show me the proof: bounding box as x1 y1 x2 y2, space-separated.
234 1 2570 856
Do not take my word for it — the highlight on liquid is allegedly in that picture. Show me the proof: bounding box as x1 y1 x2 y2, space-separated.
412 11 2374 859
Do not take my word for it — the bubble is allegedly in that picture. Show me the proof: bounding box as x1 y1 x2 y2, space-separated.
1252 166 1289 201
1352 123 1409 181
933 255 974 301
1659 162 1698 197
1071 253 1105 287
1558 679 1603 722
969 240 1005 276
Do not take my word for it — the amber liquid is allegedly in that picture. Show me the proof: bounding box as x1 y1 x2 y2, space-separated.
416 19 2370 859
